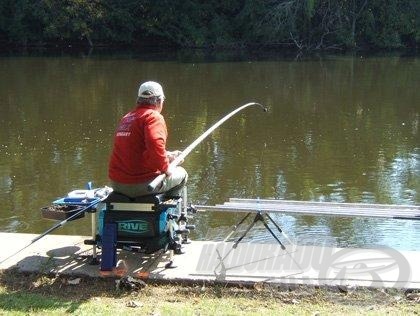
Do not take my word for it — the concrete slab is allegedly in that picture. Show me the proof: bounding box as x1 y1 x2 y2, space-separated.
0 232 419 289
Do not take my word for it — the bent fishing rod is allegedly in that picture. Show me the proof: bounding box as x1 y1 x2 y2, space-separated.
148 102 267 192
0 198 104 265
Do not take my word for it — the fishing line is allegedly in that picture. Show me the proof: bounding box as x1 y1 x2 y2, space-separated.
253 109 304 274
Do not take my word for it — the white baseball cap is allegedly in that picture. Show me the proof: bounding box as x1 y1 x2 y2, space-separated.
138 81 165 99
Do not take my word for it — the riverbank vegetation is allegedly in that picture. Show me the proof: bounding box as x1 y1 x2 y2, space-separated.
0 0 418 51
0 270 419 315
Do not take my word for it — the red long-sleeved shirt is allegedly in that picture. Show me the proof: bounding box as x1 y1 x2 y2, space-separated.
108 105 170 184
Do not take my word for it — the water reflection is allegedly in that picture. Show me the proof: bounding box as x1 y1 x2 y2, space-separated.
0 53 418 250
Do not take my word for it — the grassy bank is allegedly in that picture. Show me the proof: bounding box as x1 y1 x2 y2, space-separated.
0 269 419 315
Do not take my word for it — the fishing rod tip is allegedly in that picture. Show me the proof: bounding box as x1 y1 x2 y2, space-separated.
255 102 268 113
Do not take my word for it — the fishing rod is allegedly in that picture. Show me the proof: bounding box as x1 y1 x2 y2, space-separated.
0 198 104 265
148 102 267 192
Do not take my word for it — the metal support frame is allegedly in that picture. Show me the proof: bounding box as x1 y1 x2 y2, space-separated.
90 209 99 264
225 211 287 250
213 209 300 278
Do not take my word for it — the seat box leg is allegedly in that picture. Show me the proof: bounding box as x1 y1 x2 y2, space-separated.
100 223 117 271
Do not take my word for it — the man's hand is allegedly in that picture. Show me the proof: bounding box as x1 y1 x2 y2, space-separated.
165 164 176 176
166 150 184 164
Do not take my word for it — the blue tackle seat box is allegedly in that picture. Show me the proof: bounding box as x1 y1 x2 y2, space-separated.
98 191 178 242
98 192 182 270
98 192 177 252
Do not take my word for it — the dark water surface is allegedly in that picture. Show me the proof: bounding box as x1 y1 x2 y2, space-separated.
0 52 418 250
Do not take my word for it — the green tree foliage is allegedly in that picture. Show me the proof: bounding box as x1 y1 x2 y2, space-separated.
0 0 418 50
361 0 420 48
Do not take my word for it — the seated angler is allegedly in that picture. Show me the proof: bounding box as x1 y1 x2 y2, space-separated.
108 81 187 198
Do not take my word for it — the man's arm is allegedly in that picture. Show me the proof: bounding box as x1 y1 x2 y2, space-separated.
143 113 170 173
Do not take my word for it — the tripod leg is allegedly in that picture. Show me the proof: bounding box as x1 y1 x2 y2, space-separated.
260 215 286 250
263 214 304 273
232 214 259 248
214 212 253 273
265 213 293 245
223 212 252 242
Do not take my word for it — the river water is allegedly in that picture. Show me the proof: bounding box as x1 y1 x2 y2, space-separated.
0 51 418 250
